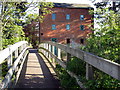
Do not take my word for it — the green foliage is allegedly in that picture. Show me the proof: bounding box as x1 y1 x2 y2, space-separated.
84 69 120 89
86 8 120 63
81 8 120 88
0 2 28 49
64 8 120 89
67 56 86 76
56 64 79 88
0 2 53 49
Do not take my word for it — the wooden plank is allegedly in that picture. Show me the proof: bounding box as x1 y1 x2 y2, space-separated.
45 41 120 80
47 42 84 60
0 41 28 64
84 52 120 80
39 47 84 88
1 47 29 89
39 47 66 69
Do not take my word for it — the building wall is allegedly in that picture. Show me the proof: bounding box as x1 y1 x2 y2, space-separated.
24 21 39 43
40 7 93 44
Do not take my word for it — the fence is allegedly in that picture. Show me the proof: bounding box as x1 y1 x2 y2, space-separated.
0 41 29 89
40 41 120 88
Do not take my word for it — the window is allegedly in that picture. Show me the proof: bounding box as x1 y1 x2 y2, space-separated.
52 13 56 20
80 25 84 30
51 38 58 56
52 24 56 30
51 38 57 42
41 33 43 35
80 15 84 20
80 39 84 44
66 14 70 20
66 24 70 30
66 38 70 44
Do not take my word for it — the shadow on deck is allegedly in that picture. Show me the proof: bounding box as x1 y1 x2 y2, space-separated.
16 49 61 89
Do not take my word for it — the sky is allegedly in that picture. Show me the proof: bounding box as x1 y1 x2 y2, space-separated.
44 0 92 4
27 0 97 5
27 0 101 14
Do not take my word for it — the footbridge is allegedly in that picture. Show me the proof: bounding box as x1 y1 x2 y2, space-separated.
0 41 120 89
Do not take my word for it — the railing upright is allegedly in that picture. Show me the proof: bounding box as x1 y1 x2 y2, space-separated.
39 41 120 88
0 41 29 89
52 44 56 67
58 48 61 60
7 45 13 69
48 44 51 60
86 63 94 80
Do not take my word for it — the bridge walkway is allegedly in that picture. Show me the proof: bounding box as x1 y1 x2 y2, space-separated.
17 49 61 89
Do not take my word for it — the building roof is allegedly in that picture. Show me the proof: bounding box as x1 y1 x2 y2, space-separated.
54 3 93 9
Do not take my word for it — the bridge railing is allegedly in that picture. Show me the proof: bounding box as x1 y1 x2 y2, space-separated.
39 41 120 88
0 41 29 89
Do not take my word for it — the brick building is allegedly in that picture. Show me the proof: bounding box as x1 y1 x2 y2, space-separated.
40 3 93 44
24 3 93 45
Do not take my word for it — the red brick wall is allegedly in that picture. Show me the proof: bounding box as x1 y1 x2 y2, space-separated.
40 7 93 44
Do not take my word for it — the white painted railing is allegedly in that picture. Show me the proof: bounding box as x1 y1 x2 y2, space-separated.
0 41 29 89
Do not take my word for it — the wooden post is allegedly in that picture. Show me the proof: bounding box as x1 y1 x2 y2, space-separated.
45 43 47 56
7 45 12 69
86 63 94 80
15 48 18 59
47 44 49 58
48 44 51 59
67 42 71 63
52 45 56 67
43 43 45 55
45 43 48 58
58 48 61 59
19 45 22 53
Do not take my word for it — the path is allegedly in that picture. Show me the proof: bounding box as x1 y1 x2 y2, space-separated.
16 49 61 89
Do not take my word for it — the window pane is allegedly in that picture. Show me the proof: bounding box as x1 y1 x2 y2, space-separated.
52 13 56 20
80 15 84 20
66 14 70 20
52 24 56 30
80 25 84 30
51 38 57 42
66 24 70 30
80 39 84 44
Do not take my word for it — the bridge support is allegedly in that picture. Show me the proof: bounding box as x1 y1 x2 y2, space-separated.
86 63 94 80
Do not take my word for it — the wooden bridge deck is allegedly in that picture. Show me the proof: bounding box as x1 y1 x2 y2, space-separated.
16 49 61 89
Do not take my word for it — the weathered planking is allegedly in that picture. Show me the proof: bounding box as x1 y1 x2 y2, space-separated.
44 41 120 80
1 47 29 89
0 41 28 64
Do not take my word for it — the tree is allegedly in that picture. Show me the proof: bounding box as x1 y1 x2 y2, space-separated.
90 0 120 12
79 6 120 88
85 8 120 63
0 1 53 50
